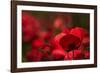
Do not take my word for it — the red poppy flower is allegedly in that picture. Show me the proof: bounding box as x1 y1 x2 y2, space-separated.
26 49 43 62
41 45 53 61
82 33 90 47
32 39 44 49
73 50 83 60
54 27 85 51
54 14 72 29
83 37 89 46
84 51 90 59
64 50 83 60
52 47 66 60
22 12 40 42
39 31 53 41
54 17 65 29
60 34 81 51
64 52 73 60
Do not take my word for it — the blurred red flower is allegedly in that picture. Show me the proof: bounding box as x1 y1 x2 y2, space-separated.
32 39 44 49
84 51 90 59
82 31 90 47
64 50 83 60
39 31 53 41
41 45 53 61
54 14 72 29
22 12 40 43
52 48 66 60
26 49 43 62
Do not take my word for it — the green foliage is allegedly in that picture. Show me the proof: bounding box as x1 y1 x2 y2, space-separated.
22 43 32 62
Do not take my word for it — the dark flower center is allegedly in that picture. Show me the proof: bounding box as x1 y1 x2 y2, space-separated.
68 43 76 50
59 34 81 51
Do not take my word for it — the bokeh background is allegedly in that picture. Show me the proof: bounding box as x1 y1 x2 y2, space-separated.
22 10 90 62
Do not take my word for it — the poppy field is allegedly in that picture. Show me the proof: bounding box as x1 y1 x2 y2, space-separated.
22 11 90 62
